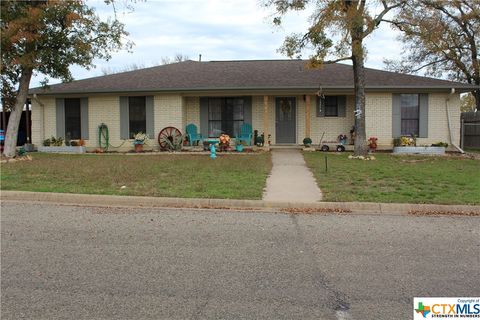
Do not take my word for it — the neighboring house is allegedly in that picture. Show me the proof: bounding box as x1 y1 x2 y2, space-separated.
29 60 475 151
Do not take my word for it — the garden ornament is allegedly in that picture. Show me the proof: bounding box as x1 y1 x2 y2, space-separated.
354 108 362 119
210 144 216 159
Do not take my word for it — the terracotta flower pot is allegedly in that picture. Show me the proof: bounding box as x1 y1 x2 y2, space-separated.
134 144 143 153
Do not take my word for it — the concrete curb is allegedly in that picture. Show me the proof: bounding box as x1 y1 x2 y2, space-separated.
1 191 480 216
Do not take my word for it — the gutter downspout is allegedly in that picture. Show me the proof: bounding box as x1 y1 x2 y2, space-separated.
446 88 464 153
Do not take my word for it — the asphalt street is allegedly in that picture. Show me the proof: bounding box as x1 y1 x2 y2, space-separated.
1 201 479 319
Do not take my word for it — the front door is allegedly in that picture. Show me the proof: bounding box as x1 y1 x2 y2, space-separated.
275 97 296 144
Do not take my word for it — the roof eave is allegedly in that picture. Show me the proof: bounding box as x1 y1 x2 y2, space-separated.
29 85 476 96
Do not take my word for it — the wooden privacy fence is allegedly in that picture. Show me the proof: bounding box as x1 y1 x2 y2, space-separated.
461 112 480 149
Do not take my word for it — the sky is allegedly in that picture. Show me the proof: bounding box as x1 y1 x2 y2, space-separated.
30 0 404 87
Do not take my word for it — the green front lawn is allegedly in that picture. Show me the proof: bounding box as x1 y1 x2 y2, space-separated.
1 153 272 199
304 153 480 205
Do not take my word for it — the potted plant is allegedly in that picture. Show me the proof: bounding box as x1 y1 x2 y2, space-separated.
219 134 231 152
368 137 378 152
38 136 85 153
203 140 211 151
235 139 244 152
255 132 264 147
400 135 416 147
303 137 312 147
133 132 148 152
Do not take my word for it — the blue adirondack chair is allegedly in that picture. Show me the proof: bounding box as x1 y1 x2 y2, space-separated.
236 123 253 146
186 123 203 146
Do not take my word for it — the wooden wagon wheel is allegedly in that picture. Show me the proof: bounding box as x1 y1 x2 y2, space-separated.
158 126 183 151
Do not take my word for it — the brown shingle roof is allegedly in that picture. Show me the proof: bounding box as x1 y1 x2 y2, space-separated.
30 59 477 95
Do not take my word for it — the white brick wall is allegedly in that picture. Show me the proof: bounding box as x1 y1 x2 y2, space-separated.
251 96 275 144
154 95 183 133
365 93 392 147
153 95 184 150
421 93 461 147
364 92 461 148
87 96 121 148
309 95 355 145
30 92 461 151
184 96 200 129
31 96 56 146
251 96 264 136
31 98 44 146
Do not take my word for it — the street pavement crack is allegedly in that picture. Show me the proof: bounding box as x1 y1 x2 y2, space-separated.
289 214 352 318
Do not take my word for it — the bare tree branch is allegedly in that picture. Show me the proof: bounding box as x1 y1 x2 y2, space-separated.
366 1 406 37
387 0 479 110
410 58 449 72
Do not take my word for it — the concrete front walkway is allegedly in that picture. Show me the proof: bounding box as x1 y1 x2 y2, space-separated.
263 149 322 203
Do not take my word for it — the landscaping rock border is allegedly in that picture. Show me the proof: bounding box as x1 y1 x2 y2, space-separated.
0 155 33 163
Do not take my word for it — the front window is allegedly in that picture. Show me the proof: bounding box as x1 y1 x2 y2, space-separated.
129 96 146 137
208 97 244 137
400 94 419 136
318 95 345 117
324 96 338 116
65 98 81 139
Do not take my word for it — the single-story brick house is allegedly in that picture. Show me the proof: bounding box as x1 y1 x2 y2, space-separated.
29 60 475 151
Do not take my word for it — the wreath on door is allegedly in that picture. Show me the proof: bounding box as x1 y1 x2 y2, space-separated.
280 100 292 120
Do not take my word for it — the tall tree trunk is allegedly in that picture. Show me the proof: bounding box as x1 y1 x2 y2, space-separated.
3 67 33 158
352 40 368 156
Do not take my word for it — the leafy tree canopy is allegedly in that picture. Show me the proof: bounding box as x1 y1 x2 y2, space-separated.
461 93 476 112
384 0 480 110
1 0 133 157
1 0 132 109
268 1 403 66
